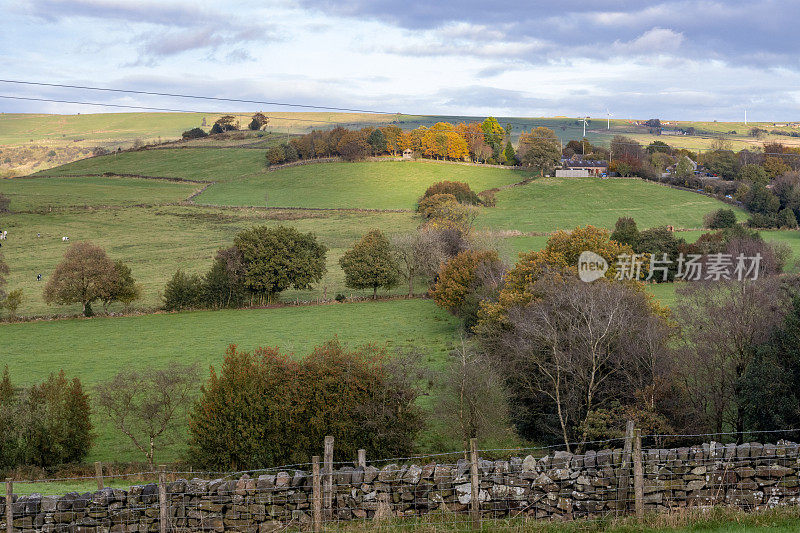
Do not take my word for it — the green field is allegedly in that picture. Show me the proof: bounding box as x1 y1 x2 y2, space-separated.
0 175 202 210
197 161 532 209
476 177 746 233
0 299 458 462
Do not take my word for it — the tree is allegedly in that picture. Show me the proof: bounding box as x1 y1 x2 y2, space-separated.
336 130 370 161
188 339 423 469
95 363 199 469
610 217 640 248
390 230 446 297
181 128 208 140
704 208 738 229
209 123 224 135
503 141 517 165
764 156 791 179
339 230 398 298
738 164 768 184
266 145 285 166
481 117 505 158
234 225 327 304
248 112 269 131
43 242 118 317
4 289 22 320
702 150 739 179
420 181 482 206
6 370 93 468
517 127 561 176
101 260 141 311
435 339 512 452
486 275 672 449
163 270 204 311
674 156 694 180
367 128 387 155
213 115 239 132
380 126 403 155
740 296 800 440
432 249 505 330
675 279 788 438
202 246 246 308
778 208 798 228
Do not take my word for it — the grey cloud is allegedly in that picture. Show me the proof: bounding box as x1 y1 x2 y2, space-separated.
301 0 800 68
26 0 212 27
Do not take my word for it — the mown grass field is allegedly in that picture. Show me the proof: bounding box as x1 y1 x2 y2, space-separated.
476 177 746 233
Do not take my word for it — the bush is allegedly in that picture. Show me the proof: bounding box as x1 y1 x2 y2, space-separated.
0 193 9 213
334 293 346 302
477 190 496 207
182 128 208 140
747 212 780 229
210 123 224 135
422 181 482 205
704 208 738 229
266 145 285 166
163 270 204 311
0 368 93 469
778 208 798 228
187 339 423 469
418 193 458 219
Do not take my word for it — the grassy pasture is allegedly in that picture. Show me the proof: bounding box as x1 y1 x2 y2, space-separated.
0 299 459 462
197 161 533 209
0 175 202 210
477 177 746 233
0 206 422 316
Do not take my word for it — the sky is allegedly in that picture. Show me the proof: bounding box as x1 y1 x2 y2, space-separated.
1 0 799 121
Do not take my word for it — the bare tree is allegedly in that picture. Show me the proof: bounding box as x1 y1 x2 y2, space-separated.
488 276 671 451
95 363 200 469
674 279 788 439
390 229 448 297
436 337 512 455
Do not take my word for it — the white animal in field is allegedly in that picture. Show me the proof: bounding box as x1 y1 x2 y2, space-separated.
0 231 7 240
62 236 69 242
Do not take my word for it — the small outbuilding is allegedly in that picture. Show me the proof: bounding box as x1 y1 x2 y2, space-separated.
402 148 413 159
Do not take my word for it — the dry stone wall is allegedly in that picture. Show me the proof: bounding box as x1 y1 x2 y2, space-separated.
1 441 799 532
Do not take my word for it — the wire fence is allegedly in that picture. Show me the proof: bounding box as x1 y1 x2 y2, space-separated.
3 426 800 532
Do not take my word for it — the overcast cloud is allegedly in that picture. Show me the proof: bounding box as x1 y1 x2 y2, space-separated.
0 0 798 120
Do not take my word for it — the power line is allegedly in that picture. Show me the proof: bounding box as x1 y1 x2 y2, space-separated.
0 79 399 115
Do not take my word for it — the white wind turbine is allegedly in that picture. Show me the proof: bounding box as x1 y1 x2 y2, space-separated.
606 109 613 129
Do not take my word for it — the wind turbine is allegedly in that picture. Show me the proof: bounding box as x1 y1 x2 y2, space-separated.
581 117 589 138
606 109 613 130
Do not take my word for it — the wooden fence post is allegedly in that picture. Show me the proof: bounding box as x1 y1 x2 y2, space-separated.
5 478 12 533
323 436 334 520
312 456 322 533
94 462 104 491
633 429 644 519
357 449 366 469
469 438 480 531
158 465 168 533
617 420 635 514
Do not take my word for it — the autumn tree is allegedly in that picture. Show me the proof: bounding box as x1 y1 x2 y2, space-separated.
337 130 370 161
234 226 327 304
43 242 120 317
421 123 469 160
248 112 269 131
380 126 403 155
339 229 398 298
481 117 505 159
96 363 200 469
517 127 561 176
420 180 482 205
456 122 491 162
432 249 505 329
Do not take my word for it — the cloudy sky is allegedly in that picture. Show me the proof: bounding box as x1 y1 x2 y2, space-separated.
1 0 799 120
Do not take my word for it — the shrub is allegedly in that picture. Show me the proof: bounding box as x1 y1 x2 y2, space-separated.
477 190 496 207
778 208 798 228
418 193 458 219
610 217 639 248
266 145 285 166
704 208 738 229
334 293 346 302
163 270 204 311
422 181 482 205
0 368 93 469
0 193 9 213
182 127 208 140
187 339 423 469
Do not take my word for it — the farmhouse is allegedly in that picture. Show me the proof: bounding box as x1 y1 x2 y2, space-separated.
556 159 608 177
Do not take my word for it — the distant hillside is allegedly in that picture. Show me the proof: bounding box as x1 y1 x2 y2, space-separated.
3 111 799 176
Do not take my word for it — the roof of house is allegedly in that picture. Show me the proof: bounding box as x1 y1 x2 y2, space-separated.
562 159 608 168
